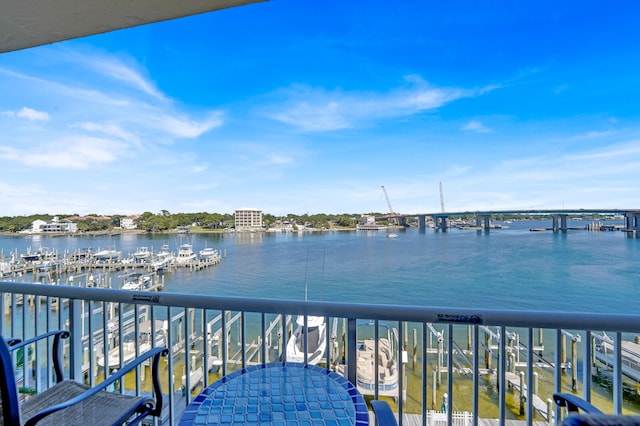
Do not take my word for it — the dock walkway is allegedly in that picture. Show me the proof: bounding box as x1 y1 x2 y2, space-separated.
505 372 549 420
596 340 640 382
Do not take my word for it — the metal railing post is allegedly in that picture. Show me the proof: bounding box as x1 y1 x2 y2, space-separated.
614 332 622 414
69 298 83 381
347 317 356 386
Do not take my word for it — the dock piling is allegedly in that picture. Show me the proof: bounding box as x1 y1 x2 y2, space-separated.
412 328 417 370
519 371 525 415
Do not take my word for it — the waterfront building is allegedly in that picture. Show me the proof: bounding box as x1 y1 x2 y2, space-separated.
30 216 77 234
234 208 264 231
120 215 139 229
356 214 387 230
359 214 377 226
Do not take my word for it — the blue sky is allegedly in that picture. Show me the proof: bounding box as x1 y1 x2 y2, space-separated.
1 0 640 216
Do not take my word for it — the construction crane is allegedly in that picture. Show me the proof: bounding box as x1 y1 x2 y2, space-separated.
380 185 398 226
381 186 395 215
439 182 445 213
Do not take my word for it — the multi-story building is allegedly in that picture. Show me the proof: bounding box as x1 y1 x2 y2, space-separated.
234 208 263 231
31 217 78 233
120 215 139 230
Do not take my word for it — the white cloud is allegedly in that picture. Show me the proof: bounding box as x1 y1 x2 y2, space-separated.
441 140 640 210
0 136 126 169
461 120 492 133
268 153 293 165
18 107 50 121
71 121 140 144
564 130 618 141
63 49 167 101
2 107 50 121
0 48 225 181
192 164 208 173
150 112 224 138
263 78 495 132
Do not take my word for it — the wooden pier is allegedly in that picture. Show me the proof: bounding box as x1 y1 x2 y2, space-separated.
595 339 640 382
0 247 225 281
505 371 551 420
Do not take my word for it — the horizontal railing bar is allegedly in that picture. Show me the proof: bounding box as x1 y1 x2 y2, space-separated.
2 281 639 332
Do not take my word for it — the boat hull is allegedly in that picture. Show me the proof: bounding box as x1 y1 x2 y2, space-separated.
285 316 327 365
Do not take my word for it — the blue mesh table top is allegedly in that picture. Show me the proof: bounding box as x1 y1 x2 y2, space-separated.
179 362 369 426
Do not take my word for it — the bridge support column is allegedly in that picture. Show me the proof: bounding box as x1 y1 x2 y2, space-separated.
625 211 640 237
476 215 491 231
418 215 426 230
397 216 407 227
552 214 568 233
435 215 448 232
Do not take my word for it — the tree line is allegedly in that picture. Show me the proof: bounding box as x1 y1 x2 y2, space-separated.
1 211 611 233
0 211 375 233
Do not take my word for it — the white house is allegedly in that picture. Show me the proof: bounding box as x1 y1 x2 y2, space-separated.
120 216 139 229
31 217 78 233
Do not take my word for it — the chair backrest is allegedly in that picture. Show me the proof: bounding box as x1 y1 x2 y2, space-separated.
562 413 640 426
0 336 22 425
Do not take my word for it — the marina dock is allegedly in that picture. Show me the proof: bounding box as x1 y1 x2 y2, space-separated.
0 245 225 282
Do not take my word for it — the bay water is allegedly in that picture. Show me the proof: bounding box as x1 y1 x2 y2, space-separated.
1 219 636 315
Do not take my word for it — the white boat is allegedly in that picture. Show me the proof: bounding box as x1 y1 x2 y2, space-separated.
387 233 398 238
151 256 174 271
157 244 171 257
336 321 406 399
286 315 327 365
356 224 387 231
97 330 150 369
199 247 219 260
133 246 151 262
20 247 53 262
175 244 196 265
98 340 152 369
151 244 174 270
94 247 122 261
97 320 166 369
121 272 152 291
35 260 59 275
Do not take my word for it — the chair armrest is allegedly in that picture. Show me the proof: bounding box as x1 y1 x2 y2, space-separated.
6 338 21 346
371 400 398 426
553 393 603 414
10 330 69 382
24 347 169 426
563 414 640 426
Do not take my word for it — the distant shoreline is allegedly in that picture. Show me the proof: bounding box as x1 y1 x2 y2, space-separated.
0 228 222 237
0 225 367 237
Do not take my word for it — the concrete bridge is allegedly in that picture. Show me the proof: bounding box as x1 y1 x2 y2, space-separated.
381 209 640 234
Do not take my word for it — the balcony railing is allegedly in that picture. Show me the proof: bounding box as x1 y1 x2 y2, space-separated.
1 280 639 426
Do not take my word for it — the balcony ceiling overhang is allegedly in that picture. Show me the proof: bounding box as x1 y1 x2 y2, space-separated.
0 0 264 53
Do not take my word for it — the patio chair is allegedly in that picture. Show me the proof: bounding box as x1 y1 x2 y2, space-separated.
554 393 640 426
0 330 169 426
371 400 398 426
